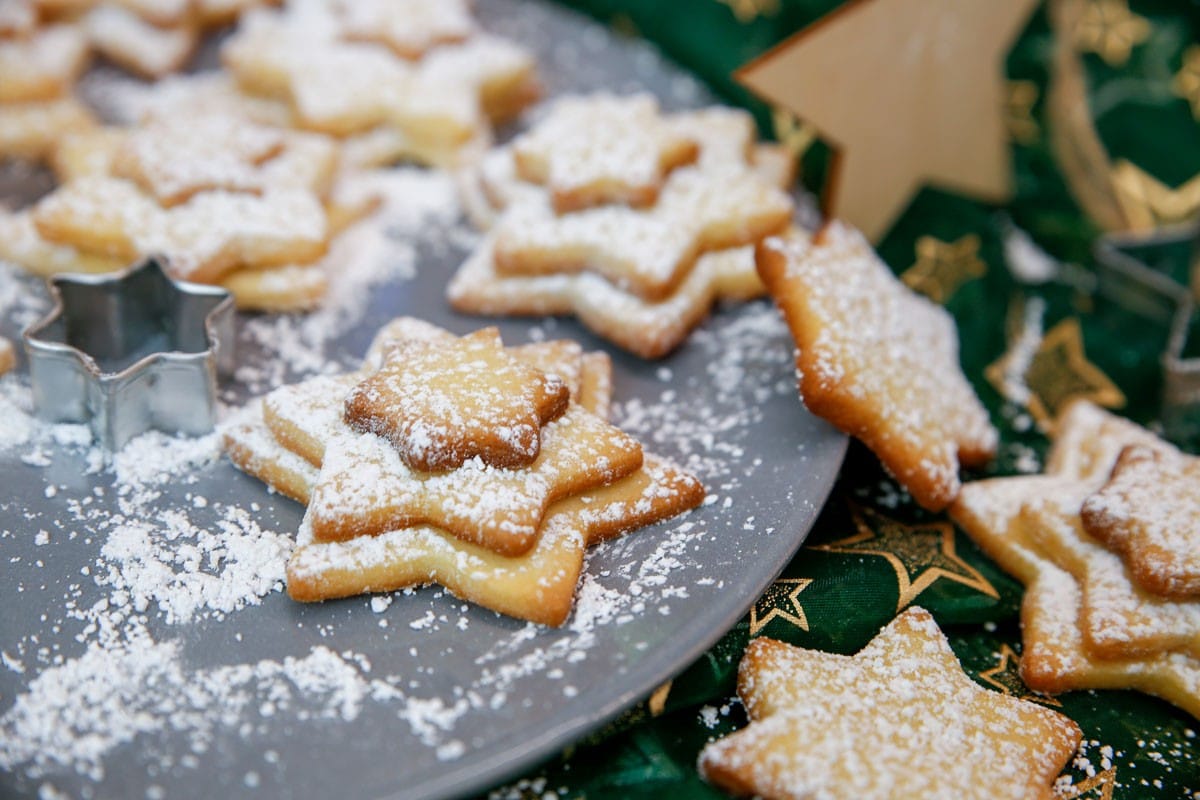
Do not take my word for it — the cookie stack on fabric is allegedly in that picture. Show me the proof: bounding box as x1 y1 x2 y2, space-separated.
224 317 705 625
449 93 796 358
950 400 1200 719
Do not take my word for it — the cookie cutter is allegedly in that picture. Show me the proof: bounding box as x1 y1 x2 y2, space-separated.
1093 222 1200 448
22 257 235 451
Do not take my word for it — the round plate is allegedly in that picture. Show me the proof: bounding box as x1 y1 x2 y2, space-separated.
0 2 846 798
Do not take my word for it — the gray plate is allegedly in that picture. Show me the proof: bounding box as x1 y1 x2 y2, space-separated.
0 3 846 798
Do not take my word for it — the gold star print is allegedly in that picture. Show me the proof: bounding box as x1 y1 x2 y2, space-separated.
1174 46 1200 120
987 317 1125 430
813 506 998 612
736 0 1038 241
1074 0 1151 67
1062 768 1118 799
717 0 780 23
1111 160 1200 233
901 234 987 304
771 107 818 162
749 578 812 636
1007 80 1040 145
978 644 1062 706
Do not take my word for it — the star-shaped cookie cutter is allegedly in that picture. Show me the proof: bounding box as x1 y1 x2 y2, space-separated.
22 257 234 450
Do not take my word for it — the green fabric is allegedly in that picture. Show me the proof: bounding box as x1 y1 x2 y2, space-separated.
485 1 1200 796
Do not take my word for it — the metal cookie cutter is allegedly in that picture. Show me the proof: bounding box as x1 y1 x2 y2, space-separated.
22 257 235 451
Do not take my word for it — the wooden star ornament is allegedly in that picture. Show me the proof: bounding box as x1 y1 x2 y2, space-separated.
699 607 1081 800
736 0 1038 242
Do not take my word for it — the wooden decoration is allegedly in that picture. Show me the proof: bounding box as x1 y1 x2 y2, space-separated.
737 0 1039 242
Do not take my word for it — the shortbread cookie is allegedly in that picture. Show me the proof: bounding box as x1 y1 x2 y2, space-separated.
308 402 643 554
331 0 475 60
951 475 1200 718
110 115 285 205
0 96 96 162
0 210 122 277
32 176 328 283
1081 445 1200 599
219 263 328 312
223 6 537 159
1022 492 1200 659
492 163 791 302
1045 399 1165 482
84 5 198 79
343 328 570 472
449 232 768 359
0 24 89 103
511 93 699 213
757 223 997 511
698 607 1080 800
288 454 703 625
0 337 14 376
223 400 319 505
50 127 126 181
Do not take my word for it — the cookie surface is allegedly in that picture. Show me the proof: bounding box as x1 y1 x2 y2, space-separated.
698 607 1080 800
511 93 699 213
287 454 703 625
951 474 1200 718
757 223 997 511
1082 444 1200 599
343 328 570 472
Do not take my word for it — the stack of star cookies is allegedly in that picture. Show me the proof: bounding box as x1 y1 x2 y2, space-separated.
449 93 797 358
220 0 539 169
0 110 372 311
950 400 1200 718
223 317 705 625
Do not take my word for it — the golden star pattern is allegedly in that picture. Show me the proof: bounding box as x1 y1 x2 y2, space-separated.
813 506 998 612
1006 80 1040 145
1110 160 1200 233
978 644 1062 706
1061 768 1118 800
986 317 1125 430
735 0 1038 241
1174 46 1200 120
900 234 987 304
749 578 813 636
1073 0 1151 66
771 107 819 162
716 0 780 23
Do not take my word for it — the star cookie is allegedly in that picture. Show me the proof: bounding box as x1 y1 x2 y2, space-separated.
493 161 791 302
949 400 1200 717
757 223 997 511
287 453 703 625
83 4 198 79
450 103 790 358
223 319 701 625
698 607 1080 800
343 328 571 472
951 474 1200 719
449 233 769 360
31 176 329 283
329 0 475 60
309 402 642 554
1082 445 1200 599
110 115 287 205
511 93 700 213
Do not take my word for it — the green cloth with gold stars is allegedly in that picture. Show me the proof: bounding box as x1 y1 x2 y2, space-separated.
484 1 1200 797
